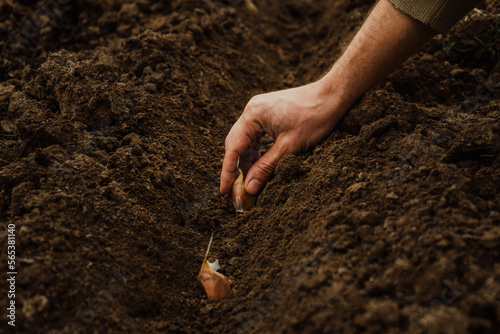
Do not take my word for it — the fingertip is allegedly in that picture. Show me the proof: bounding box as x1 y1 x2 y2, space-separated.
219 177 232 195
246 178 262 195
244 141 288 195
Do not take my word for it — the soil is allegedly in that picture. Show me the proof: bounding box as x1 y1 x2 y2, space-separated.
1 0 499 333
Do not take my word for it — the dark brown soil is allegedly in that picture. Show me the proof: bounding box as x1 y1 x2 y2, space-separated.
1 0 499 333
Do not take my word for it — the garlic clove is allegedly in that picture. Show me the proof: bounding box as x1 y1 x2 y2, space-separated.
199 259 230 300
199 231 231 300
230 167 255 212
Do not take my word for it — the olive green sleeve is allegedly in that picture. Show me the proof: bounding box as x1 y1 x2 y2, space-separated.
388 0 483 33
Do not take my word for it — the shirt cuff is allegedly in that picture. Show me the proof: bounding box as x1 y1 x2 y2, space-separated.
388 0 482 34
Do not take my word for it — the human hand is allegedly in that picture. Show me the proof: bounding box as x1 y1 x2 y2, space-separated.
220 79 345 197
220 0 438 203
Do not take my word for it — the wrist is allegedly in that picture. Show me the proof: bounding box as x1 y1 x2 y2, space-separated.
315 68 354 123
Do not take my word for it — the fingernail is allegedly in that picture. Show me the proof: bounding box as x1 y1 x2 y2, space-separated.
247 179 262 195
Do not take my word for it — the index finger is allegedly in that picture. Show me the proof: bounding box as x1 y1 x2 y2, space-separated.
220 115 263 195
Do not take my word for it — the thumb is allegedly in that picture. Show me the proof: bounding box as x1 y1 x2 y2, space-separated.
245 140 289 195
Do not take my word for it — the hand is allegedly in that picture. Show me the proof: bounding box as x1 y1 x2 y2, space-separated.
220 0 437 198
220 80 345 196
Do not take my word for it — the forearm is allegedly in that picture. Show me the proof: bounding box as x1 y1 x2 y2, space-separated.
318 0 436 119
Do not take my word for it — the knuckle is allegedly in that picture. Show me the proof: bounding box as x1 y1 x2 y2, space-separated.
259 159 276 177
278 137 294 154
244 96 262 116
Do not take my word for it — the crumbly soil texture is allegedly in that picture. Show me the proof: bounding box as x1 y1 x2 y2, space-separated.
1 0 500 333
